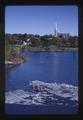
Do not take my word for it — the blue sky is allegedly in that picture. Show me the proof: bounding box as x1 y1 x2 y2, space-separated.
5 6 78 36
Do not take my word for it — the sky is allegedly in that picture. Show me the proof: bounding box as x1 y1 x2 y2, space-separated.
5 6 78 36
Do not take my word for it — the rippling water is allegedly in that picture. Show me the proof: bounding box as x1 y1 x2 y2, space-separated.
5 51 78 114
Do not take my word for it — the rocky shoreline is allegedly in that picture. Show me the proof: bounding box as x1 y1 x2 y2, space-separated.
5 60 26 69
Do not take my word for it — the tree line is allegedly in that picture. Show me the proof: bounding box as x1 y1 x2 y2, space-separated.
5 33 78 48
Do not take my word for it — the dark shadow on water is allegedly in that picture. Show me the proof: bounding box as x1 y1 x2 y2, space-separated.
5 104 78 115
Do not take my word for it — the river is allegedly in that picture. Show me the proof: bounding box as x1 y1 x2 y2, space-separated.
5 51 78 115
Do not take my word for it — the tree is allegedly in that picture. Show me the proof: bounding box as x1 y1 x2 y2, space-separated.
41 36 49 47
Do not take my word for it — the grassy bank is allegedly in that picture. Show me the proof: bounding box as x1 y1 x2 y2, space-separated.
25 46 78 52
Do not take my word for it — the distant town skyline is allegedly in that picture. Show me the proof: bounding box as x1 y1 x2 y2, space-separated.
5 6 78 36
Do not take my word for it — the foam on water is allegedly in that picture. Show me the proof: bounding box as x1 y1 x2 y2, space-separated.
29 80 78 101
5 80 78 106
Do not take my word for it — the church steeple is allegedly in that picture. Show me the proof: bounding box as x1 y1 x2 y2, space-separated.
54 22 58 37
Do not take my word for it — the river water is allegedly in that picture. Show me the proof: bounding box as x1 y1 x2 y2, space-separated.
5 51 78 115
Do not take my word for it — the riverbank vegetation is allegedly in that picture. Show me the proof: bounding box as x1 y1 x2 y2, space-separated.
5 37 27 67
25 46 78 52
5 33 78 49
